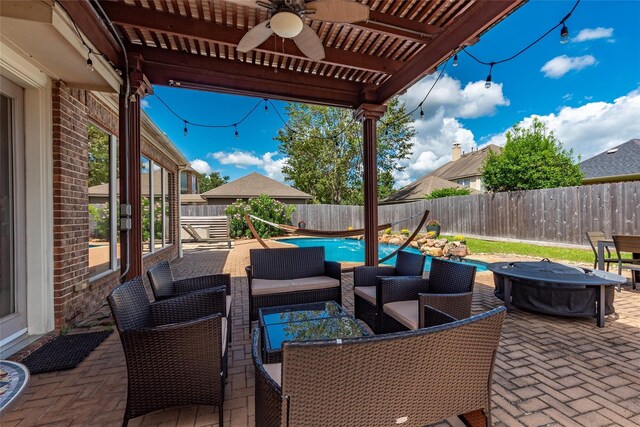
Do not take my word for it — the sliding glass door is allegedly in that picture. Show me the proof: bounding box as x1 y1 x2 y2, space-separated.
0 76 26 343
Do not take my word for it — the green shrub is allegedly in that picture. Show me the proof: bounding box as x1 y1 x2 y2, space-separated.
226 195 295 239
89 204 109 240
400 228 410 236
384 227 392 235
424 187 471 200
452 235 466 242
426 231 437 238
426 219 440 226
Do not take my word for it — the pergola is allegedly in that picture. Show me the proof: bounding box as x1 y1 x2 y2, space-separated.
59 0 524 279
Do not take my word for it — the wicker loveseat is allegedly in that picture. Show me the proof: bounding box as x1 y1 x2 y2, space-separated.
253 306 507 427
246 247 342 321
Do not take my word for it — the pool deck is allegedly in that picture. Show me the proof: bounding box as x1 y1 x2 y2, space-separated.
4 239 640 426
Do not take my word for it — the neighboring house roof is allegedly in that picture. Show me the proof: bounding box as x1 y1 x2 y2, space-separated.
382 175 477 204
579 139 640 183
430 144 501 181
89 170 167 197
200 172 312 200
180 194 206 204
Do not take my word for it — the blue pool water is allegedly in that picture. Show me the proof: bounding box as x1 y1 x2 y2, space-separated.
278 237 487 272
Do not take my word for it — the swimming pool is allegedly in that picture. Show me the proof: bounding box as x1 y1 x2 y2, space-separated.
278 237 488 272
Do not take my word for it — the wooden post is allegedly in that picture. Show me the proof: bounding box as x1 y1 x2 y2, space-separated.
354 103 387 266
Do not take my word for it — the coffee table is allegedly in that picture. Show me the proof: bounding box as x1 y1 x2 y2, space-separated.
258 301 367 363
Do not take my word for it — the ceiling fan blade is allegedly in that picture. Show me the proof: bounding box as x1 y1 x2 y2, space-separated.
306 0 369 23
237 21 274 53
293 24 325 61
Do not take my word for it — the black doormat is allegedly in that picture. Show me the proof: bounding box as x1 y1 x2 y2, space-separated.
22 330 112 374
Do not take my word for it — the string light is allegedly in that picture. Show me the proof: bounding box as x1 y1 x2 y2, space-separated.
86 52 94 72
419 105 424 120
453 53 458 67
234 125 239 139
264 99 269 113
485 63 494 89
183 121 188 137
560 21 569 44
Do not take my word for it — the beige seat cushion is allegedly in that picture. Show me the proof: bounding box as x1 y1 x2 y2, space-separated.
383 300 418 330
251 276 340 296
221 317 228 355
226 295 232 316
354 286 376 305
263 363 281 386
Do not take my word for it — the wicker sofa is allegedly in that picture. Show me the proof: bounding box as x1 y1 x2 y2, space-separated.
107 277 227 426
353 250 426 332
246 247 342 321
253 306 507 427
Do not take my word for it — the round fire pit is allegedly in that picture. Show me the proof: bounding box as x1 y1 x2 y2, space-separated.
488 260 626 327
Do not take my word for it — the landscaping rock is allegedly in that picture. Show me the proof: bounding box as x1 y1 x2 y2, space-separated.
435 238 448 248
409 241 419 249
388 237 402 245
449 245 468 257
425 239 437 247
426 247 444 257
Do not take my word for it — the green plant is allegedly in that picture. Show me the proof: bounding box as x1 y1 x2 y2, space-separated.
226 195 295 239
89 204 110 240
452 235 466 242
384 227 392 235
424 187 472 199
400 228 409 236
426 219 440 226
426 231 437 238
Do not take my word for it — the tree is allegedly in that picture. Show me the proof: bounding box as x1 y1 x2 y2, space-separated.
424 187 472 200
276 98 415 205
88 124 110 187
481 118 583 192
198 171 229 193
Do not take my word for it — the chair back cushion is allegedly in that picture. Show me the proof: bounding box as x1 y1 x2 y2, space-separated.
147 261 175 299
428 258 477 294
250 247 326 280
107 277 151 332
395 251 426 276
281 307 506 427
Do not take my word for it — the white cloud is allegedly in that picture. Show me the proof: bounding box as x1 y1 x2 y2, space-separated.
190 159 212 175
140 98 150 109
541 55 597 78
573 27 614 43
483 88 640 161
207 150 288 181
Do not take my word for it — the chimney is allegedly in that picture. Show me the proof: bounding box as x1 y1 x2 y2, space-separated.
451 143 462 162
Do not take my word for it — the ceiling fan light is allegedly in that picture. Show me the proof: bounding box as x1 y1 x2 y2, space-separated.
270 11 303 38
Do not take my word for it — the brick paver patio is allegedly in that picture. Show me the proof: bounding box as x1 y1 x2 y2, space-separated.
3 241 640 426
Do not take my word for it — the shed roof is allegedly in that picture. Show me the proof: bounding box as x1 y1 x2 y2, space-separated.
579 139 640 182
200 172 312 200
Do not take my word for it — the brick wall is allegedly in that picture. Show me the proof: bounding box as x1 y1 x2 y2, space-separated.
51 82 181 330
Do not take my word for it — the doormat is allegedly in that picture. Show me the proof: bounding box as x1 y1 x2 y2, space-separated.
22 330 112 374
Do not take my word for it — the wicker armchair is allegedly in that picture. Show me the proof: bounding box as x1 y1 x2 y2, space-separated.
246 247 342 322
147 261 232 341
253 306 507 427
107 277 227 426
379 258 477 333
353 251 426 332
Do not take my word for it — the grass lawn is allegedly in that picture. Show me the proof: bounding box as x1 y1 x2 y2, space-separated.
440 235 595 264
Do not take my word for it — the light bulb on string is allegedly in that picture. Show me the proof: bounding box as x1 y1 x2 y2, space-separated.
485 63 494 89
560 22 569 44
183 121 188 137
86 52 94 72
419 105 424 120
453 53 458 67
234 125 239 139
264 99 269 113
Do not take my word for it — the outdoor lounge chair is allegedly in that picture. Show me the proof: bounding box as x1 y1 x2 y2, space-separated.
379 258 477 333
246 247 341 322
353 250 426 333
252 306 507 427
107 277 227 426
586 231 615 270
612 235 640 290
147 261 232 341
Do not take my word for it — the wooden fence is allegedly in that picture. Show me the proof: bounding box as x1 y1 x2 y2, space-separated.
181 181 640 246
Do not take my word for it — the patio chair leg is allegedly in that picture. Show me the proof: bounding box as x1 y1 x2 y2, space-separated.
219 402 224 426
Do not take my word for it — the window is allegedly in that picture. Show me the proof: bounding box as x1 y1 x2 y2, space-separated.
180 172 188 194
88 124 118 277
457 178 471 188
142 158 173 256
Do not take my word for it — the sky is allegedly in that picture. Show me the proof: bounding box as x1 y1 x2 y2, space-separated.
141 0 640 188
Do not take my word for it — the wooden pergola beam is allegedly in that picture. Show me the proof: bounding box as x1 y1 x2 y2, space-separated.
133 46 363 107
374 0 524 103
100 2 401 75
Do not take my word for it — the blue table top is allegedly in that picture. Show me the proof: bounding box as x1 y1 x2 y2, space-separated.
0 360 30 411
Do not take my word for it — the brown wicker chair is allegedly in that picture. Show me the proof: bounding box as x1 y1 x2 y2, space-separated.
586 231 615 270
246 247 342 322
147 260 232 341
353 251 426 332
107 277 227 426
379 258 477 332
253 306 506 427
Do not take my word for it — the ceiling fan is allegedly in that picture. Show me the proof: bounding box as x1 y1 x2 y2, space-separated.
231 0 370 61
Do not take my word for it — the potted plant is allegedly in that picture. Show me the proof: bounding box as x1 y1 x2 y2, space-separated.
426 219 441 237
